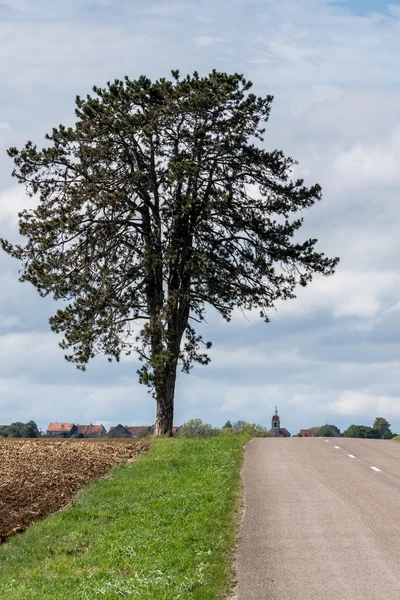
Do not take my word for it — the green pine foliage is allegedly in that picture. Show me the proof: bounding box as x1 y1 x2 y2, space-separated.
2 70 339 434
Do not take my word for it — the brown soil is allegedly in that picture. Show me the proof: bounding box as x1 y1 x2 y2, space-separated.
0 438 149 542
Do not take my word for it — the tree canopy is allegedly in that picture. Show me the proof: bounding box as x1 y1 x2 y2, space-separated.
178 418 218 438
373 417 393 439
316 424 341 437
0 421 40 438
344 418 393 439
343 425 381 439
2 70 339 434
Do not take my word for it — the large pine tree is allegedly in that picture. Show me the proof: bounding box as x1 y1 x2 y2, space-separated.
2 70 339 435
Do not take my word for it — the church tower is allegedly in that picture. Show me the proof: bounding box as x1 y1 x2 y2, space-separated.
271 405 280 437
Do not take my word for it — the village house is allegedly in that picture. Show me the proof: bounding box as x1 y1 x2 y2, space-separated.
76 424 107 437
45 422 182 438
268 407 291 437
107 424 132 437
126 426 152 437
46 422 77 437
108 424 181 437
299 427 320 437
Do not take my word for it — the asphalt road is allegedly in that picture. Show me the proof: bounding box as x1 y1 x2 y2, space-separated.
235 438 400 599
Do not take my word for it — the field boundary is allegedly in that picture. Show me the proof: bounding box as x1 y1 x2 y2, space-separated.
0 438 149 542
0 436 246 600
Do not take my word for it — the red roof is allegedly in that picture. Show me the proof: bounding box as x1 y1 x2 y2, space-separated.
272 415 280 421
108 425 180 436
47 422 75 433
300 427 320 437
126 426 151 437
76 425 105 436
108 425 131 435
113 425 181 436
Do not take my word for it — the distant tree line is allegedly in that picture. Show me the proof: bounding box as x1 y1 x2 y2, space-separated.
178 419 269 438
0 418 269 439
1 417 395 440
344 417 395 439
0 421 40 438
295 417 396 439
317 424 341 437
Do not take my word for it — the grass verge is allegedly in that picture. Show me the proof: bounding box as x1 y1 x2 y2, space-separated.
0 436 246 599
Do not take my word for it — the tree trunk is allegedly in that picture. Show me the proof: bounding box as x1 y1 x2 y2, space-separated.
154 363 178 436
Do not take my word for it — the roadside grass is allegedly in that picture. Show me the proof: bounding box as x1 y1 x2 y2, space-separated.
392 435 400 440
0 436 246 599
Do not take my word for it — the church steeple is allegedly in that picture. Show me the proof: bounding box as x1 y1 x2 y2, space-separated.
271 405 280 436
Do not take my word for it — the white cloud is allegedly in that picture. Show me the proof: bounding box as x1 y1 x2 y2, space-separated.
274 270 400 320
0 22 156 90
334 128 400 189
0 332 58 374
388 4 400 19
210 345 309 368
149 2 193 15
196 36 223 47
0 0 27 10
330 390 400 418
0 186 33 225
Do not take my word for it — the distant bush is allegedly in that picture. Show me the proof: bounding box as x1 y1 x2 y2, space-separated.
316 424 341 437
178 419 219 438
239 423 269 437
178 419 269 438
20 425 37 438
220 427 235 436
232 420 247 431
343 425 381 439
220 423 269 437
344 418 394 439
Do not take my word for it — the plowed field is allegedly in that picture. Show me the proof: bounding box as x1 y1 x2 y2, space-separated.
0 438 149 542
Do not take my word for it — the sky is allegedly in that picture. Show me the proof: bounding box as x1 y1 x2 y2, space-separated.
1 0 400 435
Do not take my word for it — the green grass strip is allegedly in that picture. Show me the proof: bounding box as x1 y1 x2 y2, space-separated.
0 436 246 599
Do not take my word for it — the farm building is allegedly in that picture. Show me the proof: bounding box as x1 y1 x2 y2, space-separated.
76 424 107 437
299 427 320 437
107 424 132 438
126 426 152 438
126 425 181 437
108 424 181 437
46 422 77 437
